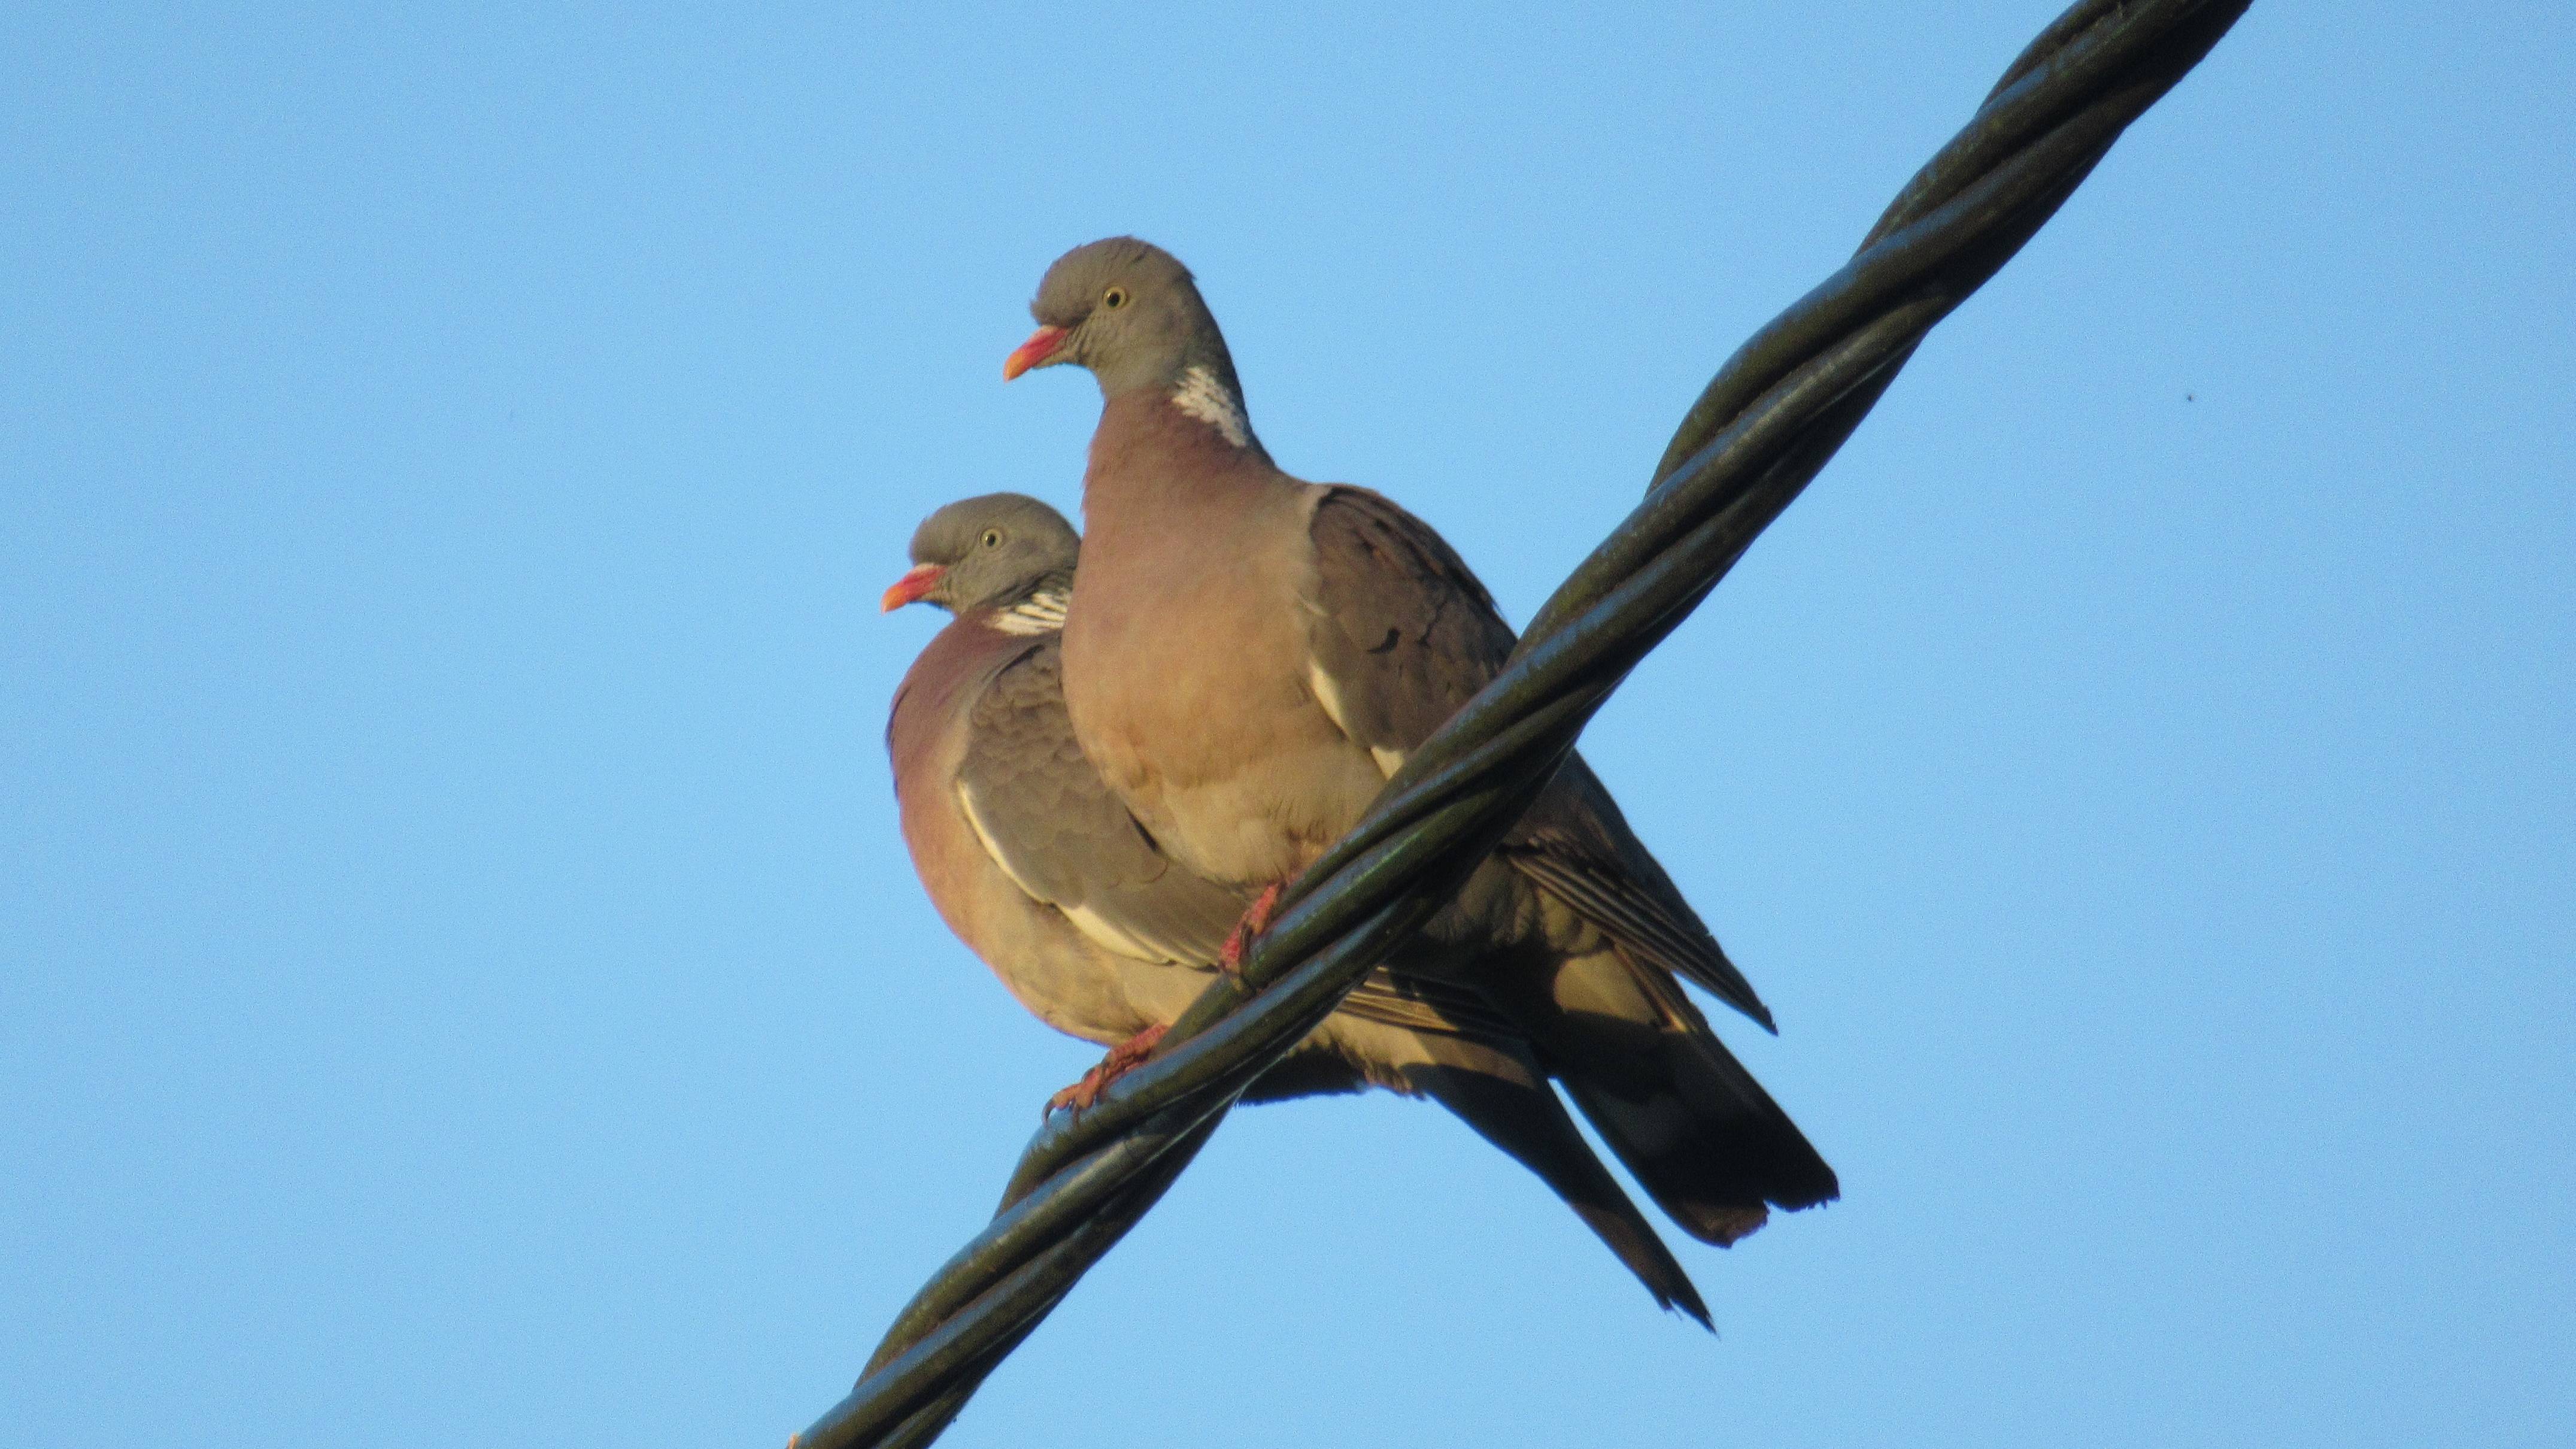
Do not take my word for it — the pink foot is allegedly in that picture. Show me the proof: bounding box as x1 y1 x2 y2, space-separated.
1045 1023 1169 1117
1217 881 1285 980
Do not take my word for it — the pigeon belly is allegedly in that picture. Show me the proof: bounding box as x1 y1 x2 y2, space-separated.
1065 548 1383 890
888 624 1160 1045
1065 432 1386 891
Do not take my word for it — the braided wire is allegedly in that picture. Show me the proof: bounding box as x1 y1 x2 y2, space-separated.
796 4 2249 1443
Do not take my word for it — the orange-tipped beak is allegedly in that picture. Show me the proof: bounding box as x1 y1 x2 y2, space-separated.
879 562 945 613
1003 324 1070 380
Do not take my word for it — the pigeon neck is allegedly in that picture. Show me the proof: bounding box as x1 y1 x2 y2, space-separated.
983 579 1071 636
1167 363 1255 450
1094 328 1261 456
1086 390 1283 520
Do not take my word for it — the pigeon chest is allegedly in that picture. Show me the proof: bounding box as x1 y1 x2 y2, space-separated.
1062 514 1383 889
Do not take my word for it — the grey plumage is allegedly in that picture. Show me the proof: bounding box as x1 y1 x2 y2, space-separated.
885 493 1712 1322
1009 238 1838 1262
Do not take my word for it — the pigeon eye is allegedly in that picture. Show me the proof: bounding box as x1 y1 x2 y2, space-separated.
980 529 1002 548
1102 286 1128 310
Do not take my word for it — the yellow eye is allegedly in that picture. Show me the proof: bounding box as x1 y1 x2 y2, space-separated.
1103 286 1128 310
981 529 1002 548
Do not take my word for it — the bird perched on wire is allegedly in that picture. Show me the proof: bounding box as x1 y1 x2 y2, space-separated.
885 491 1716 1321
1002 237 1838 1261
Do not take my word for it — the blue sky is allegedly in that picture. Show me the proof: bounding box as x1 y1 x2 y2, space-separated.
5 4 2570 1445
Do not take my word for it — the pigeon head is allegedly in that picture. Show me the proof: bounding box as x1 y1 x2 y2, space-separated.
881 493 1079 617
1004 238 1258 447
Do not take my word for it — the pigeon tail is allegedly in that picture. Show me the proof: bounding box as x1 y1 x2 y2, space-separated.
1407 1063 1713 1328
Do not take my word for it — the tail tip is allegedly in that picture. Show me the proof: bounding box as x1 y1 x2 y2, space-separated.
1663 1281 1715 1332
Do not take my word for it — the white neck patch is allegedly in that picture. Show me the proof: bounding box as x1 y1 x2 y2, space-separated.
1170 365 1251 448
990 586 1069 636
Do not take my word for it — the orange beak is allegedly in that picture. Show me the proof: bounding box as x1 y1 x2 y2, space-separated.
879 562 945 613
1003 324 1070 381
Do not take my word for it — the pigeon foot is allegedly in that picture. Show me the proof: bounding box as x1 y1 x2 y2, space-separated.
1216 881 1285 981
1045 1023 1169 1117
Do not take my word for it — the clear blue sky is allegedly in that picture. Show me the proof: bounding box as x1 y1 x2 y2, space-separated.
5 4 2569 1445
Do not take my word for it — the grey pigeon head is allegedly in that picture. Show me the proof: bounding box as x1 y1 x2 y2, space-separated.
1004 237 1251 417
882 493 1079 616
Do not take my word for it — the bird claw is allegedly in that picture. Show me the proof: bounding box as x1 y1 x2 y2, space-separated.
1043 1023 1169 1117
1216 881 1285 981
